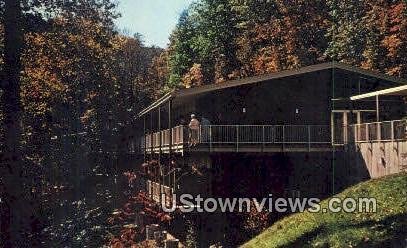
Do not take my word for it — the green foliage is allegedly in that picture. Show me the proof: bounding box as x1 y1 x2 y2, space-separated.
168 9 196 88
162 0 406 90
243 173 407 248
326 0 407 76
325 0 369 64
168 0 239 87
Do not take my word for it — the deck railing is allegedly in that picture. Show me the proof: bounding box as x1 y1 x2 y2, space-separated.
153 132 160 148
161 129 171 147
348 119 406 143
143 125 331 150
142 120 407 151
199 125 331 144
171 125 185 145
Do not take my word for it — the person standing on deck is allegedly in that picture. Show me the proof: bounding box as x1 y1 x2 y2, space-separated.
201 116 210 126
188 114 200 146
201 116 211 142
179 115 186 126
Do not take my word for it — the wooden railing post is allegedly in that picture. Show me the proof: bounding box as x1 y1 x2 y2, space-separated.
308 125 311 152
366 124 369 142
272 126 275 144
262 125 265 151
181 126 184 145
391 121 395 140
143 116 146 157
282 125 285 152
236 125 239 152
199 125 202 144
168 100 172 153
209 125 212 152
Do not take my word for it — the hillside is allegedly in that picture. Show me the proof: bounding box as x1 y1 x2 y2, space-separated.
243 173 407 248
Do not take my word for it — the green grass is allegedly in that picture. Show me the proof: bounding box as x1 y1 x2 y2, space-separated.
242 172 407 248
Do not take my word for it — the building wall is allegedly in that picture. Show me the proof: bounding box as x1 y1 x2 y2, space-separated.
192 70 332 125
345 141 407 179
284 152 334 199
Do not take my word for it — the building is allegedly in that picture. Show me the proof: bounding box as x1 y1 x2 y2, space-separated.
344 85 407 179
137 61 406 205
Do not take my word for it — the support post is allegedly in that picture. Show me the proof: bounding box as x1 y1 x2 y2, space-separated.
158 107 162 206
356 111 361 124
343 111 348 144
209 125 212 152
143 115 146 160
308 125 311 152
282 125 285 152
376 95 380 122
331 112 334 145
272 126 275 143
173 167 176 193
167 100 172 196
236 126 239 152
366 123 369 142
150 112 153 154
356 111 361 142
262 125 265 152
158 107 161 150
391 121 395 151
374 95 380 141
391 121 395 141
168 100 172 153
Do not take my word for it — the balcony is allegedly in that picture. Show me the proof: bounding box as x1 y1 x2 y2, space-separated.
346 119 407 144
141 125 333 154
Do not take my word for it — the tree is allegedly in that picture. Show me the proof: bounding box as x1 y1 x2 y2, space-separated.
325 0 367 64
195 0 239 83
168 9 196 88
167 0 240 87
230 0 279 77
1 0 35 245
230 0 329 75
182 63 204 88
148 49 170 98
326 0 406 78
382 1 407 77
166 0 331 86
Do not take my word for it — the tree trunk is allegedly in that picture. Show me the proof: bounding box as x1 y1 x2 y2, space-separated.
1 0 36 246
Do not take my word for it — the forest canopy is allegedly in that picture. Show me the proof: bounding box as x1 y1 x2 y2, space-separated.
157 0 406 90
0 0 163 244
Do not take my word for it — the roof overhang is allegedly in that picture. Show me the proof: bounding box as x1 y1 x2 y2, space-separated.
350 85 407 101
138 62 407 117
137 91 175 117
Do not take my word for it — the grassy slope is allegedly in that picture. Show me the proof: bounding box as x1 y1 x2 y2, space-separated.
243 172 407 248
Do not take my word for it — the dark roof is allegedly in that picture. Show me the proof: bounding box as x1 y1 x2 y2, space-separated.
138 62 407 117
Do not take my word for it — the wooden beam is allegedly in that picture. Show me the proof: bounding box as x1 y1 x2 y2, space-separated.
138 91 174 117
351 85 407 100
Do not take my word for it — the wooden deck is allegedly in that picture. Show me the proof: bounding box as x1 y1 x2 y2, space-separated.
142 125 334 154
